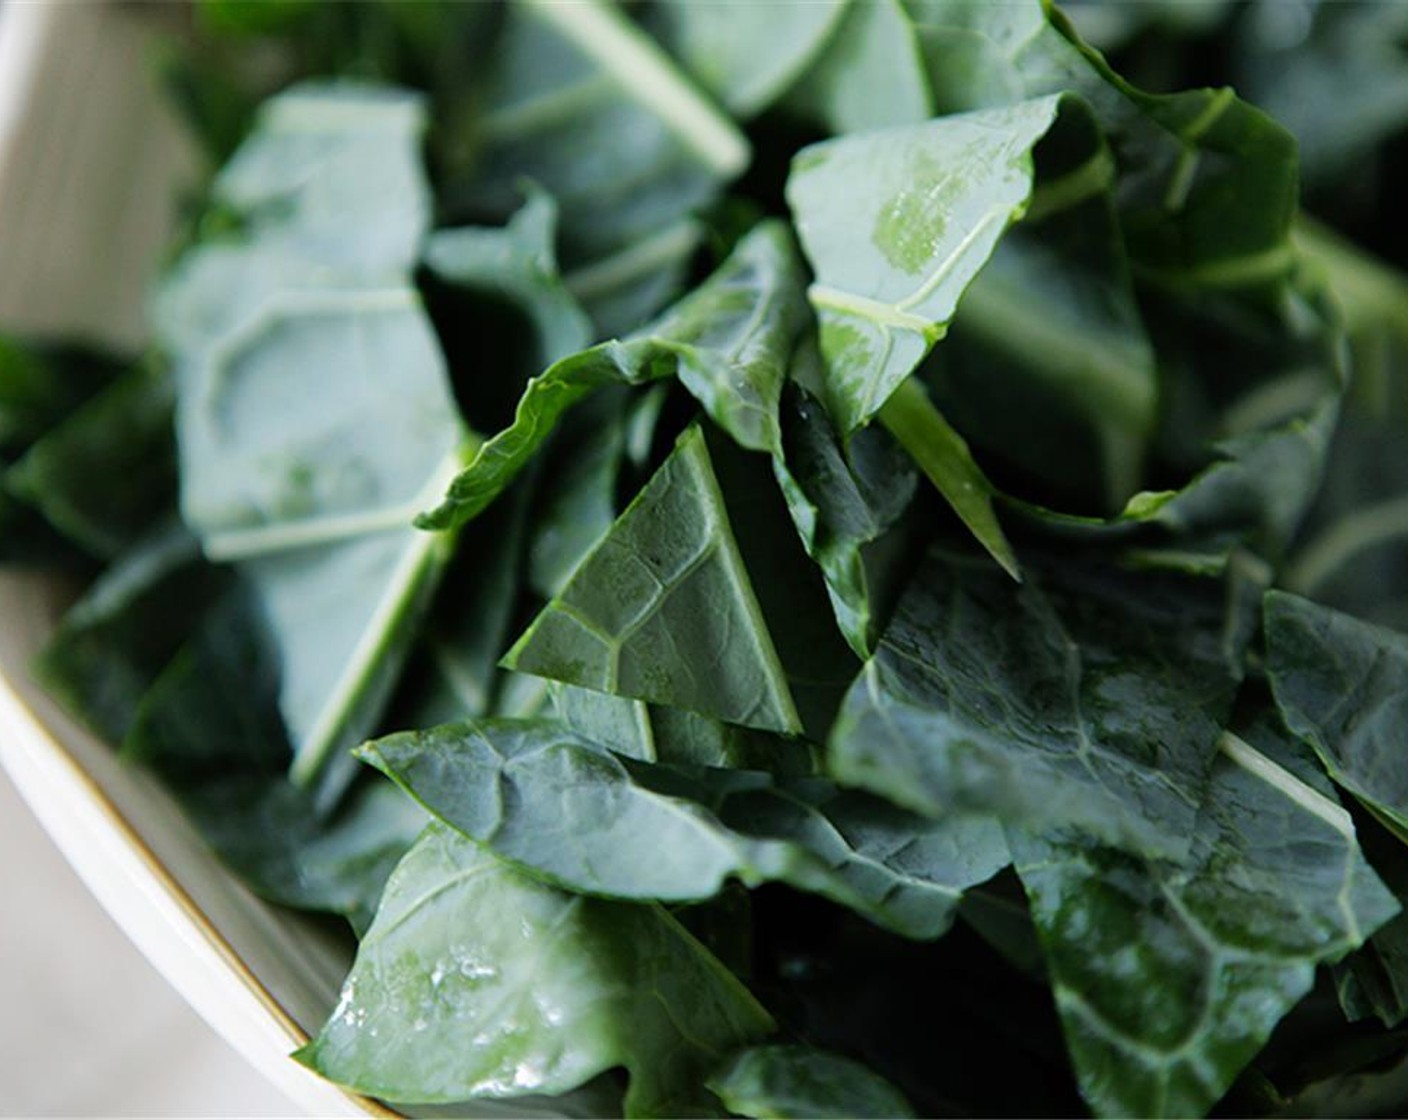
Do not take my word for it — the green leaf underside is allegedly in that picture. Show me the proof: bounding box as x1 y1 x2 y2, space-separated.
361 717 1009 940
707 1045 916 1120
299 823 774 1116
156 84 466 797
786 95 1062 434
1013 727 1397 1118
504 425 801 734
1266 591 1408 836
829 547 1244 860
418 220 808 533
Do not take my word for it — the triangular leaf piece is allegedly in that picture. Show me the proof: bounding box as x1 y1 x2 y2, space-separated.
504 425 802 734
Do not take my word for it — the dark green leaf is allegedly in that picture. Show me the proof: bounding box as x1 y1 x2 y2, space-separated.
156 84 466 799
707 1045 915 1120
34 522 229 744
772 379 918 657
1266 590 1408 837
7 363 175 559
829 547 1247 859
418 220 810 532
504 424 802 734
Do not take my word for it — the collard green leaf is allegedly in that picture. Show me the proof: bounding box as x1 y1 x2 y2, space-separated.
551 682 818 775
772 380 918 658
452 0 746 328
298 823 775 1116
829 547 1246 859
1265 591 1408 837
526 390 632 600
504 424 801 734
874 377 1019 581
34 522 230 745
785 94 1062 434
921 100 1158 512
652 0 848 119
6 363 175 559
0 338 119 454
1012 728 1399 1119
425 188 593 369
419 220 809 530
157 84 466 798
124 586 428 929
361 717 1007 939
783 0 933 135
707 1045 916 1120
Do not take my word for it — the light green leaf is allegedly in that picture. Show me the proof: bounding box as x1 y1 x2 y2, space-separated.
157 85 467 799
1266 591 1408 837
707 1045 916 1120
504 424 802 734
653 0 849 119
785 94 1062 434
829 547 1247 859
1013 727 1399 1118
784 0 932 134
298 823 774 1116
360 718 1007 940
875 377 1019 581
418 221 809 532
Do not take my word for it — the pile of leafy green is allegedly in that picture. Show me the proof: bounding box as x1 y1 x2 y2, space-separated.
10 1 1408 1116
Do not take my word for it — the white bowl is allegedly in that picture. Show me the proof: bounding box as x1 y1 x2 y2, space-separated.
0 5 387 1114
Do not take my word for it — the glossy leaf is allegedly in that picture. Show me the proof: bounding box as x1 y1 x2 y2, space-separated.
361 717 1007 939
829 547 1247 859
298 823 775 1116
785 95 1062 434
707 1045 916 1120
419 221 808 532
1013 728 1398 1118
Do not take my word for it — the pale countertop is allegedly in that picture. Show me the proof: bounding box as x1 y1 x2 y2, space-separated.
0 765 300 1117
